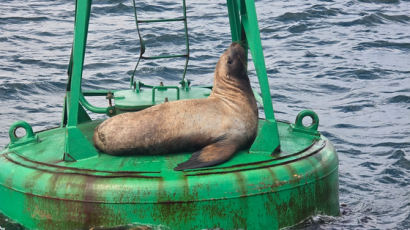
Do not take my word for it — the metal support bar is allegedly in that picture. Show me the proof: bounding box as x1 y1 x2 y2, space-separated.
67 0 91 127
137 17 185 23
79 94 109 114
241 0 276 122
83 90 115 96
227 0 281 153
141 54 188 60
227 0 241 42
63 0 98 161
181 0 190 83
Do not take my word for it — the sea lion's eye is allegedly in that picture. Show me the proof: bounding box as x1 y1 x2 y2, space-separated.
227 57 233 65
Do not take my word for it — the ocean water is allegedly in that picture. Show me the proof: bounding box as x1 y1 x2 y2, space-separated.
0 0 409 229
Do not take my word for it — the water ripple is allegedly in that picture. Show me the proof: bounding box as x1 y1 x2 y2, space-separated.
388 95 410 104
276 5 343 22
358 0 400 4
0 16 49 24
356 40 410 51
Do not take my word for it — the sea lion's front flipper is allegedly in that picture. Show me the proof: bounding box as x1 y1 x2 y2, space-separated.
174 140 238 171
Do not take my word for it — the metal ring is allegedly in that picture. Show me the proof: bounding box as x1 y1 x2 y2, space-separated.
8 121 35 143
295 110 319 131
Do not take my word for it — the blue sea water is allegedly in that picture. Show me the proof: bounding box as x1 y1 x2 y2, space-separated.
0 0 409 229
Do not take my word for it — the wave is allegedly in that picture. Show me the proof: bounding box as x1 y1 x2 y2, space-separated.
337 13 410 27
359 161 382 170
288 23 309 33
12 57 67 70
392 157 410 171
0 16 49 25
333 123 364 129
315 68 388 80
378 13 410 23
356 40 410 51
358 0 400 4
388 95 410 103
371 142 410 149
333 103 375 113
0 81 66 100
276 5 343 22
91 3 133 15
338 14 384 26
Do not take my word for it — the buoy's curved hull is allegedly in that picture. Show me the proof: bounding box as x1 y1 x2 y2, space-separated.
0 120 339 229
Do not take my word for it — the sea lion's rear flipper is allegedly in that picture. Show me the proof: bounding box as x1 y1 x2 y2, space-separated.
174 140 237 171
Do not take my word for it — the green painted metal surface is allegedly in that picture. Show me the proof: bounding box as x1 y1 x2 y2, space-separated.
114 86 212 113
0 118 339 229
0 0 339 229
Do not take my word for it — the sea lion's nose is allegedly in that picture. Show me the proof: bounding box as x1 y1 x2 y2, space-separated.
230 42 241 49
228 42 244 59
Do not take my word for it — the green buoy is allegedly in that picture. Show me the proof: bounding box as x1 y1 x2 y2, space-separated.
0 0 339 229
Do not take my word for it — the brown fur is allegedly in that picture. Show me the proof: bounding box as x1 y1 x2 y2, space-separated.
93 43 258 170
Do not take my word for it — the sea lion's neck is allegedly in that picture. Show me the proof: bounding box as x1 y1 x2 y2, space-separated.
212 76 252 96
210 71 255 108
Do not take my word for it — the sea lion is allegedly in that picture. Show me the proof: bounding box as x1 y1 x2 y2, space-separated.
93 42 258 170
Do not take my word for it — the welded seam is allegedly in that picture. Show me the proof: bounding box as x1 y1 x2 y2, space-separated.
3 153 161 179
7 152 160 174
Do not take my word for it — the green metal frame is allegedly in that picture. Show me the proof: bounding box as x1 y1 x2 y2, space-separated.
226 0 281 154
62 0 281 161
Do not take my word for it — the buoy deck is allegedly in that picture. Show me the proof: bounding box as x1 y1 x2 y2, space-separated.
2 119 321 177
0 119 339 229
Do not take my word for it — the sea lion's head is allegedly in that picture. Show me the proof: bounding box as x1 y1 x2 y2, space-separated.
217 42 247 80
211 42 254 100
